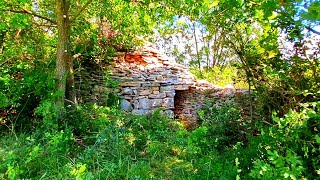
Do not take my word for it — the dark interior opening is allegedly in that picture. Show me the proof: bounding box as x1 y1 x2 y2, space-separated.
173 90 186 119
173 89 199 129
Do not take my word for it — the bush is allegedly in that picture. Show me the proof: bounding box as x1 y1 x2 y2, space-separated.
0 130 74 179
198 99 247 150
248 103 320 179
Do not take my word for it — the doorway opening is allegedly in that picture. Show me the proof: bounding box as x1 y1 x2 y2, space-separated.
173 90 197 129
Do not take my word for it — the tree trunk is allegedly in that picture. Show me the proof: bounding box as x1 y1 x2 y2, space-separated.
55 0 76 107
211 30 218 68
192 22 202 77
200 30 210 68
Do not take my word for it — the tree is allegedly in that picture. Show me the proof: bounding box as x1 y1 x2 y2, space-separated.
1 0 164 112
1 0 90 108
55 0 74 107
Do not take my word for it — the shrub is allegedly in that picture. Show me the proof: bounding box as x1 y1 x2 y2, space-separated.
198 99 247 150
248 103 320 179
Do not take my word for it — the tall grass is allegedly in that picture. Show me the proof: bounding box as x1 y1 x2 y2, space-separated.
0 104 241 179
1 100 319 179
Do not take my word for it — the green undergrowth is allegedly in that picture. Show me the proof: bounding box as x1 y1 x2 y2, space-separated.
0 100 319 179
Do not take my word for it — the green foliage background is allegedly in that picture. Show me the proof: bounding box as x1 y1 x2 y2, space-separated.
0 0 319 179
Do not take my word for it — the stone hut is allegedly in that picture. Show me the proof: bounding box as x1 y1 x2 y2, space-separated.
75 45 247 127
110 46 216 125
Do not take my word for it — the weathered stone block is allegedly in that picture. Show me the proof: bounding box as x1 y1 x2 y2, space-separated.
156 76 165 81
141 82 152 87
134 96 147 99
133 100 139 109
120 81 142 87
122 95 132 100
160 86 173 92
139 89 151 96
166 91 176 97
133 89 138 95
162 98 174 108
153 91 160 95
174 85 189 90
144 56 158 63
132 109 147 115
120 99 132 112
151 82 160 87
150 99 162 107
162 110 174 118
139 98 151 110
169 74 178 80
149 92 166 99
152 87 159 91
121 87 133 95
148 75 160 80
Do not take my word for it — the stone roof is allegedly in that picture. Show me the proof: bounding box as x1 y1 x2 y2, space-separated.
110 45 213 91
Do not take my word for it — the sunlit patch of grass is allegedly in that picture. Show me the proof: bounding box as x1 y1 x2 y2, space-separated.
164 156 197 178
190 66 249 89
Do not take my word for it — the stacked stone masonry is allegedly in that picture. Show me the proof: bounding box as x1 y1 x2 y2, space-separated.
110 46 214 119
75 45 251 127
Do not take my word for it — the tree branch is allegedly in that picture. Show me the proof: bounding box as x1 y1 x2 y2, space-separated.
70 0 93 22
9 9 56 24
306 26 320 35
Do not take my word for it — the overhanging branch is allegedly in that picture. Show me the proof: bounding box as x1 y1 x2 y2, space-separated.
9 9 56 24
306 25 320 35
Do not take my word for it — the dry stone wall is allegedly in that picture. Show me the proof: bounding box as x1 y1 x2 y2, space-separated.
109 46 213 118
74 58 118 105
75 45 252 127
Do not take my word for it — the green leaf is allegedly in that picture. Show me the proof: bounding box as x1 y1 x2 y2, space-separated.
0 92 9 108
315 134 320 144
301 2 320 22
204 0 220 9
